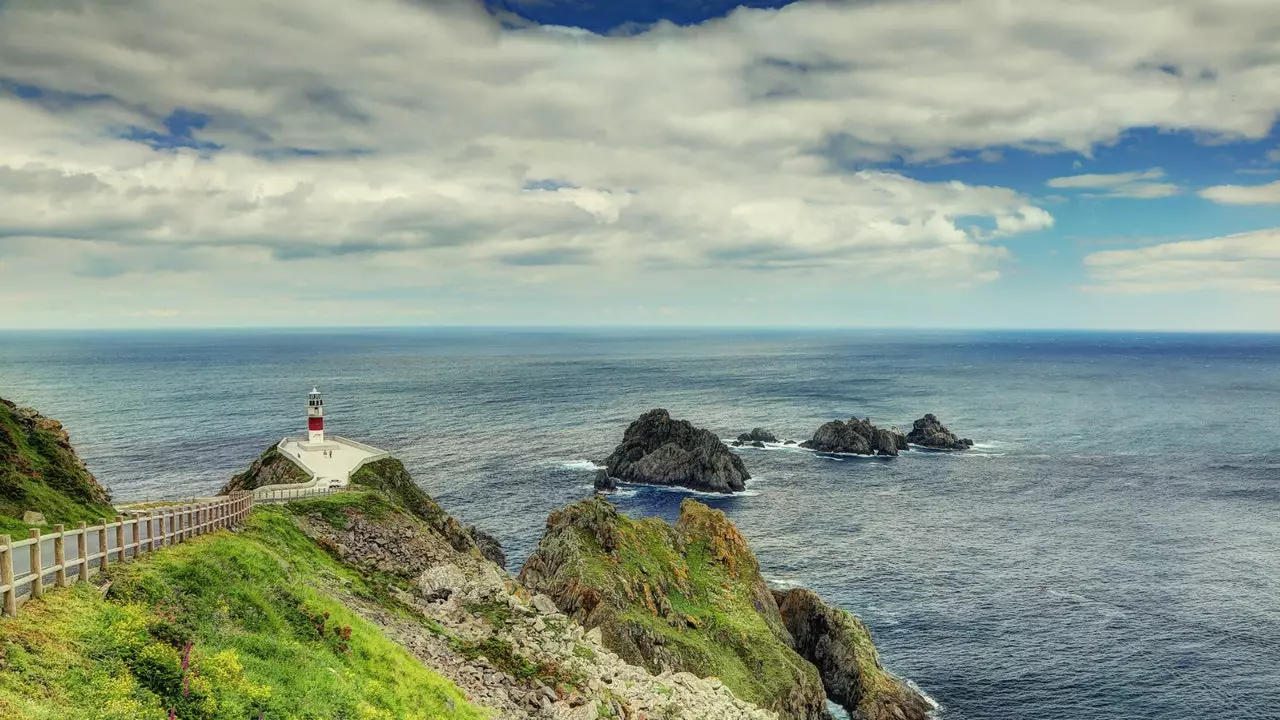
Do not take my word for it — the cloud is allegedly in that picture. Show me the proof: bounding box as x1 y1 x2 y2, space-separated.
1 0 1280 325
1083 228 1280 293
1046 168 1180 198
1199 179 1280 204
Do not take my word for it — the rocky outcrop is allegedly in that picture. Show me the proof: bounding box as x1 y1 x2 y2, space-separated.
603 409 749 493
800 417 907 456
906 414 973 450
466 525 506 569
520 496 828 720
774 589 933 720
349 457 477 552
593 469 617 492
1 397 113 528
300 489 777 720
219 443 311 494
738 428 779 444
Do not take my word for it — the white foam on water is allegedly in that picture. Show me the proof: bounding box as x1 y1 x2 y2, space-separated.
623 482 762 498
578 483 638 498
764 575 808 589
563 459 606 471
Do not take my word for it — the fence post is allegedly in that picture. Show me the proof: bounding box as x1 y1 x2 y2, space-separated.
1 535 14 617
129 516 139 560
147 512 156 552
116 516 125 563
27 528 43 599
99 520 109 572
53 524 67 588
76 522 89 582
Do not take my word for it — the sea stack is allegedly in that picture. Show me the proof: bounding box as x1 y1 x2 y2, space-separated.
906 414 973 450
603 409 750 493
800 417 907 456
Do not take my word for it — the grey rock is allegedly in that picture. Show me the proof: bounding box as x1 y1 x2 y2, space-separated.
604 409 749 494
800 417 905 456
905 414 973 451
593 469 617 493
22 510 46 525
737 428 779 444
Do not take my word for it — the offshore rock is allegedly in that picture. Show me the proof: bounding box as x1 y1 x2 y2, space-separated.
593 469 617 493
737 428 779 444
774 589 933 720
604 409 749 493
799 418 907 456
521 495 828 720
905 414 973 450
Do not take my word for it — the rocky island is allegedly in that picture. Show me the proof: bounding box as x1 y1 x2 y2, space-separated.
800 417 908 456
906 413 974 450
800 414 973 455
602 408 750 493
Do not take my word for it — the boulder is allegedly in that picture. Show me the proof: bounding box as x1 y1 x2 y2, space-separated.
736 428 779 444
22 510 46 525
799 417 906 456
466 525 507 569
603 409 749 493
905 414 973 450
774 588 933 720
593 469 618 493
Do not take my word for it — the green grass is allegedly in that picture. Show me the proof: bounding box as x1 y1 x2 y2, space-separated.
0 403 116 537
0 506 485 720
551 498 821 715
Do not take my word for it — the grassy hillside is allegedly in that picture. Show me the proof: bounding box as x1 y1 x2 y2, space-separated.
520 496 827 719
0 398 114 536
0 505 484 720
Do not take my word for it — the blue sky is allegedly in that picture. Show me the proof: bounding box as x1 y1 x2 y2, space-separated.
1 0 1279 330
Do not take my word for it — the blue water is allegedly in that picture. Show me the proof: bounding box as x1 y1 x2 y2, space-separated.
2 329 1278 720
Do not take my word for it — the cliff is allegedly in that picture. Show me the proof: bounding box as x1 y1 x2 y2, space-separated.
519 495 828 719
217 443 311 494
0 397 113 534
774 589 932 720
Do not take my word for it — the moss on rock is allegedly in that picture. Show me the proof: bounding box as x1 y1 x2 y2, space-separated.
0 397 114 535
219 444 311 495
520 495 827 720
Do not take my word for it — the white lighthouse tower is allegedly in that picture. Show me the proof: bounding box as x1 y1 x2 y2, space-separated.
306 387 325 444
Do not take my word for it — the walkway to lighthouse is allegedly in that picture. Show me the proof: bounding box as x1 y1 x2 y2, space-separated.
277 436 389 488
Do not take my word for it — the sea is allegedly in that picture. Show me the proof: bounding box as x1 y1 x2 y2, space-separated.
1 328 1277 720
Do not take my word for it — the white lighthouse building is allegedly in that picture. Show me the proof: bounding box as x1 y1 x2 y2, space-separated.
261 387 390 498
306 387 325 444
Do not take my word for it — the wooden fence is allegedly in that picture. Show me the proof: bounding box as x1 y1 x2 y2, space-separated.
0 492 253 618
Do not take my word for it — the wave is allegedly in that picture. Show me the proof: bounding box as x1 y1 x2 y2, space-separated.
577 483 638 498
563 459 606 471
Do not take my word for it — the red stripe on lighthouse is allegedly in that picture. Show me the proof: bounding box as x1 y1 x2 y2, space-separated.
309 417 323 431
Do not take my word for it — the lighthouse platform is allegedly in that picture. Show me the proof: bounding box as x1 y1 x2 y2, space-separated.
274 435 391 490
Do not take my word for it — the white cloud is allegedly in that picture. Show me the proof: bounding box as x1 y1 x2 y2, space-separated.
1199 179 1280 204
0 0 1279 325
1046 168 1180 198
1083 228 1280 293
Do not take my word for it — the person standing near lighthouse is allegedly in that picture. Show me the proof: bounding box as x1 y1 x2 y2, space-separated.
307 387 325 445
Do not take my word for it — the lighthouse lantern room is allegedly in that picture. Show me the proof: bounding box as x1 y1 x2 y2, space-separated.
307 387 325 444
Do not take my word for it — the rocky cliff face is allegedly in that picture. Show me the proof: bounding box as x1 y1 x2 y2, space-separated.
520 496 829 720
218 443 311 494
0 397 113 530
906 414 973 450
604 409 749 493
800 418 907 456
774 589 933 720
295 490 778 720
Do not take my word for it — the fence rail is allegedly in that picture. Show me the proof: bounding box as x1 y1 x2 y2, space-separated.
254 484 339 503
0 492 253 618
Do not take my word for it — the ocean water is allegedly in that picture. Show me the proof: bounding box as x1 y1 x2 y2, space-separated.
1 328 1278 720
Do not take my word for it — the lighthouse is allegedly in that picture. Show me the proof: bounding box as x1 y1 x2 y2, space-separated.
306 387 325 444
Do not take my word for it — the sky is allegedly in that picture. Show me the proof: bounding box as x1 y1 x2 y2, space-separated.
2 0 1280 331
